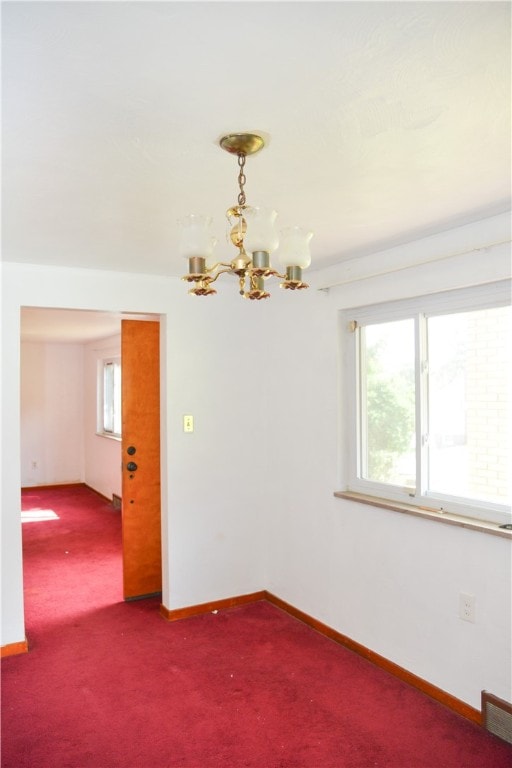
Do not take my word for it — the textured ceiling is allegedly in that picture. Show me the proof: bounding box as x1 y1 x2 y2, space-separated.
3 1 511 282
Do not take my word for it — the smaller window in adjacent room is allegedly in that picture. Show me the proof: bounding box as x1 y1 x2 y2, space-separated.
342 281 511 525
100 358 122 438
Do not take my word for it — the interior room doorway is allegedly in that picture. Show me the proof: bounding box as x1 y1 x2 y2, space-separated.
20 307 163 605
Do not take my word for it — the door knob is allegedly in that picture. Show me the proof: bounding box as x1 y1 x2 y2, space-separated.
127 446 136 455
126 461 138 472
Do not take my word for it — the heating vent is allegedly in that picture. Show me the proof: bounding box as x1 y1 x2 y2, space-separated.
482 691 512 745
112 494 122 511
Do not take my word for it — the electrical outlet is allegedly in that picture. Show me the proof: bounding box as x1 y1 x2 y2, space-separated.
459 593 476 623
31 460 38 470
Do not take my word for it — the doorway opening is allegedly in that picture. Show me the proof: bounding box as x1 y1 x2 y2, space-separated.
20 307 164 623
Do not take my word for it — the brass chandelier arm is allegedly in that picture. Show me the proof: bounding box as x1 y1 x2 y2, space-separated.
182 263 233 284
211 264 284 282
269 270 287 281
207 267 233 284
203 261 233 274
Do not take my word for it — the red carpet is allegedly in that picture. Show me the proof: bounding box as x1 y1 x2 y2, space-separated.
2 485 511 767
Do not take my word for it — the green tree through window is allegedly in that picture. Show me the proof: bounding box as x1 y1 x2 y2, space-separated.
362 320 415 486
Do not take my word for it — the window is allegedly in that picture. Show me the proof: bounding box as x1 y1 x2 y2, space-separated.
100 358 122 438
342 281 511 525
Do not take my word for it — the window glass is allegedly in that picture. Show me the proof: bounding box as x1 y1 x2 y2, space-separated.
427 305 510 506
102 359 121 436
361 319 416 488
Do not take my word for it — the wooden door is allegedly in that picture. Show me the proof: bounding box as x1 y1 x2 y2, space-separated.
121 319 162 600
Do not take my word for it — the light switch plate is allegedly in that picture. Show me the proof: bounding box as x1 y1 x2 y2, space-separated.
183 414 194 433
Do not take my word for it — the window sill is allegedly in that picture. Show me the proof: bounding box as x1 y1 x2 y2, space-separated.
334 491 512 539
95 432 122 442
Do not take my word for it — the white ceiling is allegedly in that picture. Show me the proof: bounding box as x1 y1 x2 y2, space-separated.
20 307 123 343
3 1 510 285
20 307 162 343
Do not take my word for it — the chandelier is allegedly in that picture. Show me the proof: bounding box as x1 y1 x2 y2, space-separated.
179 133 313 300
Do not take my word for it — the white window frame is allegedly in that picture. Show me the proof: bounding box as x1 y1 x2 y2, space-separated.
98 357 122 439
341 280 511 526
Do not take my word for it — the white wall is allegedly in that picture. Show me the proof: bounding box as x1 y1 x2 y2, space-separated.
83 334 122 500
2 214 511 712
164 285 270 608
20 341 85 486
20 335 122 499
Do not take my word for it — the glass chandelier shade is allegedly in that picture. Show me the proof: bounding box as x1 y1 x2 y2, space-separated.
180 133 312 300
242 206 279 255
178 214 216 260
275 227 313 269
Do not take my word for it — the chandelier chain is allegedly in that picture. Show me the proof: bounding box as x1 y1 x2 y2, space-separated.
237 153 247 207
